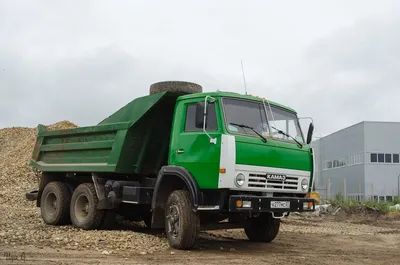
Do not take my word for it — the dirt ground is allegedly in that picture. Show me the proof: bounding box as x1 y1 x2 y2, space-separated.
1 214 399 265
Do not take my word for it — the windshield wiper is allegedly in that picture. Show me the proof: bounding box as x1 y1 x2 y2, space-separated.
271 126 303 149
230 123 267 143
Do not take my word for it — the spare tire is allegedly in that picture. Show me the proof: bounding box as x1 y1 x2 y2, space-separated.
150 81 202 95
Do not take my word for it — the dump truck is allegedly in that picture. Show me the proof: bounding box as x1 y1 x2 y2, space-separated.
26 81 316 249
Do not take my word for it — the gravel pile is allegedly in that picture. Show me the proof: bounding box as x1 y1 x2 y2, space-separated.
0 121 78 205
0 121 169 254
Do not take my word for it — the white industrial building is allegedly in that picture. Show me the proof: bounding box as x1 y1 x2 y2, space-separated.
312 121 400 202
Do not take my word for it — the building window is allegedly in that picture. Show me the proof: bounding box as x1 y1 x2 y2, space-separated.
385 154 392 163
378 153 384 163
370 153 377 163
327 161 332 169
393 154 399 163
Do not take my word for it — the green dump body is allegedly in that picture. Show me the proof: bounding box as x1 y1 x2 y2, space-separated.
30 92 179 175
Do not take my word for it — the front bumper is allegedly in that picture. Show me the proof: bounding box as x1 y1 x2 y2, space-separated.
229 195 315 213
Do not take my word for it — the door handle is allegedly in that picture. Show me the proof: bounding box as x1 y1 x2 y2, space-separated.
176 149 185 154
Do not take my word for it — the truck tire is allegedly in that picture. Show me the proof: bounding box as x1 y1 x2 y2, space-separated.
244 213 280 242
70 183 104 230
40 181 71 225
150 81 202 95
165 190 199 249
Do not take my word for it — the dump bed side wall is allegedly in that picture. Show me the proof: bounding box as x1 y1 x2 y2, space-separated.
31 92 179 174
31 122 131 172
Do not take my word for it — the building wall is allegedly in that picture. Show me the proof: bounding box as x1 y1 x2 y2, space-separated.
312 122 365 199
325 165 365 199
364 122 400 198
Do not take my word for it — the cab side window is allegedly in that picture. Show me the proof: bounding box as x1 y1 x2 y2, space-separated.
184 103 217 131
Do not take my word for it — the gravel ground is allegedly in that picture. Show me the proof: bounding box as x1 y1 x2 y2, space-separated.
1 215 399 265
1 122 400 264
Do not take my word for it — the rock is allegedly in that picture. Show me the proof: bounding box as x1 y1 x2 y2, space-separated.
332 207 342 216
220 247 224 251
170 251 175 255
229 248 236 252
312 207 321 217
140 252 147 255
101 250 110 255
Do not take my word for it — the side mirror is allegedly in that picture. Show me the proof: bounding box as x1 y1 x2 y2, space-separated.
306 123 314 144
195 102 205 128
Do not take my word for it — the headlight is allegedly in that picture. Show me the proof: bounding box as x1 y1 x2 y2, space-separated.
301 178 309 191
235 173 245 187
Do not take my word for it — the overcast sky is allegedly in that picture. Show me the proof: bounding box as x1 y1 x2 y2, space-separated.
1 0 399 136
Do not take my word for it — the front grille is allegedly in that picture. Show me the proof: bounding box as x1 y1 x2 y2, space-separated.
248 173 299 190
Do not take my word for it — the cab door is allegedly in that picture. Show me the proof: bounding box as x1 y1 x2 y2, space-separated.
169 99 221 189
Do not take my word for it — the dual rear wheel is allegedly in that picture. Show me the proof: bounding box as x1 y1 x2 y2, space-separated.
40 182 114 229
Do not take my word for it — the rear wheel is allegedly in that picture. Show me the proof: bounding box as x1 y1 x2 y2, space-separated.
40 181 71 225
244 213 280 242
165 190 199 249
70 183 104 230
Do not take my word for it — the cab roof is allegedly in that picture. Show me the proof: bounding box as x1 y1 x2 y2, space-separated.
177 91 297 113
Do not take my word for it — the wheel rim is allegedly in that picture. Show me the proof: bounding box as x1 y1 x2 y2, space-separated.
44 192 57 217
75 194 90 222
166 205 180 238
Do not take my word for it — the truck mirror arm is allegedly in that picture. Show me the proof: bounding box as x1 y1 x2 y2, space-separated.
203 96 217 145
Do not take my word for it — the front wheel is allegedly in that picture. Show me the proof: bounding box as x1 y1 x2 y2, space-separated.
244 213 280 242
165 190 199 249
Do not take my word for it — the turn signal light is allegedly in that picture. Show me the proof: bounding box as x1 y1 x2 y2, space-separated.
236 200 243 208
219 168 226 173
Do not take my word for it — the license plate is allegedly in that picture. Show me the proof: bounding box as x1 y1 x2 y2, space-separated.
271 201 290 209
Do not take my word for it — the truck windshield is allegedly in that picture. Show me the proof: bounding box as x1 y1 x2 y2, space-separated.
222 98 304 143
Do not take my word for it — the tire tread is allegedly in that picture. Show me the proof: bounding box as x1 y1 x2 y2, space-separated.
244 213 280 242
40 181 71 225
166 190 199 249
70 183 104 230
